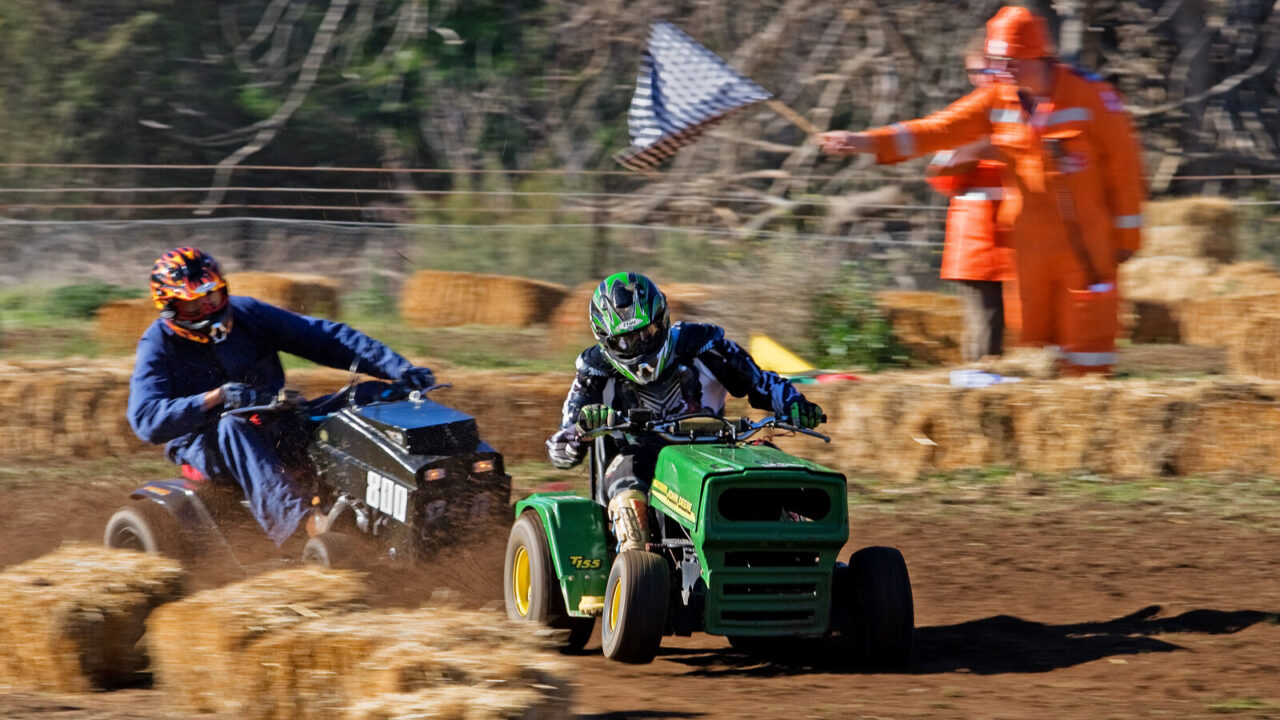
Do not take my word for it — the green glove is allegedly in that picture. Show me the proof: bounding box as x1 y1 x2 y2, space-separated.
787 400 825 429
575 404 616 433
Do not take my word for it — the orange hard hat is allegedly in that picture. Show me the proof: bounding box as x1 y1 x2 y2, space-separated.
985 6 1052 59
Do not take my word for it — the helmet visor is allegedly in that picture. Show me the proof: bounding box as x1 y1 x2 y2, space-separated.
173 287 228 322
604 322 664 361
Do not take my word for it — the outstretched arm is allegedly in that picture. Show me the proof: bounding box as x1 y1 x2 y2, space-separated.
817 87 996 164
251 298 414 380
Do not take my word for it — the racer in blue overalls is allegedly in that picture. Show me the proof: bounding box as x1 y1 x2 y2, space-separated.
127 247 436 545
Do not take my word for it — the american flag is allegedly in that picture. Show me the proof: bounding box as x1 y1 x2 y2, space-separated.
615 22 772 172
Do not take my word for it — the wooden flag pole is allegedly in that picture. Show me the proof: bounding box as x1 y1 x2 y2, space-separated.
766 99 822 136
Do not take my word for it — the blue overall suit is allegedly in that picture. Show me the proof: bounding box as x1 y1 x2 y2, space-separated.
127 295 414 544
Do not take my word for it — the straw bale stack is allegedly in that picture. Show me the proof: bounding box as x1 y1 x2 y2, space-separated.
548 280 719 352
401 271 568 328
1180 291 1280 347
1003 380 1113 473
93 298 156 351
1106 381 1205 477
873 291 964 366
0 544 184 692
1175 397 1280 476
241 607 571 720
1139 196 1236 262
0 361 146 461
1226 313 1280 380
229 272 342 318
147 567 368 714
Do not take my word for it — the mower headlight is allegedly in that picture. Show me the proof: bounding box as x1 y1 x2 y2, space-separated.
423 468 447 482
472 459 496 474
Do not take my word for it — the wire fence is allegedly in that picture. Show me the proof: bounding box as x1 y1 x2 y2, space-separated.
1 163 1277 306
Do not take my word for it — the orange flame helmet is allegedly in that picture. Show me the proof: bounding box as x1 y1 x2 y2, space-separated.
149 246 233 343
985 6 1052 59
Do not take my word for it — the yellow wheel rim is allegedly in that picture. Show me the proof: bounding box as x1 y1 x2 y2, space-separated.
512 546 532 617
608 574 624 632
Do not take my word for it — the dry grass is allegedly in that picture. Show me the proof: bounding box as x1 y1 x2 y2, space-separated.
0 544 184 692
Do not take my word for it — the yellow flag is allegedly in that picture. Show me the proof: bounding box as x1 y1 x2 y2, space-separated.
748 333 815 374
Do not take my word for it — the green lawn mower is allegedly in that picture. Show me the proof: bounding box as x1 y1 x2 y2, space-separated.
503 410 914 665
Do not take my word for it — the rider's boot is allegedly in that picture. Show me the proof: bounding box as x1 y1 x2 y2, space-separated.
608 489 650 552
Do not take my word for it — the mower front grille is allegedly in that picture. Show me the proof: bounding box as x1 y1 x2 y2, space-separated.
723 582 818 597
724 550 821 568
721 609 815 623
403 419 479 455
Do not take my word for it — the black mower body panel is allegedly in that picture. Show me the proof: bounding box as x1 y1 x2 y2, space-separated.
307 395 510 558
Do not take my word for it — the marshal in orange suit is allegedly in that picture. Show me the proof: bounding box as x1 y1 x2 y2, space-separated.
818 6 1145 375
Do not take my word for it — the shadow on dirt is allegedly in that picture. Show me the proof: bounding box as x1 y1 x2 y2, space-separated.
576 707 706 712
662 605 1277 677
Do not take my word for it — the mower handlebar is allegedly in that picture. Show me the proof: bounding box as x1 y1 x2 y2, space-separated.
579 411 830 444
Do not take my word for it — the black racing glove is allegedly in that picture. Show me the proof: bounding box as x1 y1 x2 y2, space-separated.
221 382 265 411
400 366 436 389
574 404 616 433
784 399 825 429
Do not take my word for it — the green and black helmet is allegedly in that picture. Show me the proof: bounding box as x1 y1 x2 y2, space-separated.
589 272 674 384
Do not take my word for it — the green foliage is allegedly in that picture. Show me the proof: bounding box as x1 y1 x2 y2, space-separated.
45 283 144 320
810 265 909 372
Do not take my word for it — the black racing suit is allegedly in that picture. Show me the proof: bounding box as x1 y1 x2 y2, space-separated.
545 322 809 502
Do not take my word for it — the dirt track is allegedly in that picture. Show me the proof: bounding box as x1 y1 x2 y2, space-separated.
1 463 1278 719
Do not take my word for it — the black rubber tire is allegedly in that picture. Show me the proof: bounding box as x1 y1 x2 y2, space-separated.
301 531 365 569
103 502 185 559
503 512 595 652
600 550 670 664
842 546 914 668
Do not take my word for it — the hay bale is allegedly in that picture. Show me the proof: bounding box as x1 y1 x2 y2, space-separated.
1180 291 1280 347
1205 261 1280 295
547 280 719 352
147 567 368 714
93 299 156 351
1120 256 1220 304
1176 397 1280 477
1005 379 1116 474
347 687 554 720
1139 197 1236 262
400 271 568 328
1107 381 1206 477
241 607 571 720
0 544 184 692
229 272 342 318
1226 313 1280 379
873 291 964 366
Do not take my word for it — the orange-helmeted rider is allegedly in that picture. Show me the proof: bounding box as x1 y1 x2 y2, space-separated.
818 6 1145 375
